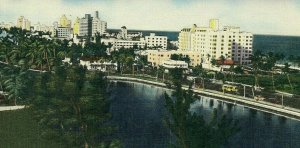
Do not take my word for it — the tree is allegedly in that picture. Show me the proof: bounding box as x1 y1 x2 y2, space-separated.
282 63 293 92
219 55 226 65
264 52 277 91
170 54 191 66
211 58 217 66
164 68 239 148
32 65 120 147
3 67 27 105
249 50 263 88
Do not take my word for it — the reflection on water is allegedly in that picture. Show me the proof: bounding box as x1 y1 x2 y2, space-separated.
108 82 300 148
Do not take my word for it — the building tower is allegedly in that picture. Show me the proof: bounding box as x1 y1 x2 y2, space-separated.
121 26 127 40
92 11 107 36
94 11 99 19
59 14 71 28
73 17 80 35
79 14 92 37
209 19 219 31
16 16 31 30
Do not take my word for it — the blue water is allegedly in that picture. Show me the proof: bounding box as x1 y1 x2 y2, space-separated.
109 82 300 148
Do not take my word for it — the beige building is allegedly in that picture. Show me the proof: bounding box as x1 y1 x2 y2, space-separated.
147 50 201 67
16 16 31 30
73 17 80 35
178 19 253 65
59 15 71 28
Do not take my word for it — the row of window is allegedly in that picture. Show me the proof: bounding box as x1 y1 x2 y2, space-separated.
146 38 167 40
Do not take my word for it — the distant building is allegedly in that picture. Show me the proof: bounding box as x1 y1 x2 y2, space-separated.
92 11 107 36
33 22 52 33
73 17 80 35
178 19 253 65
147 49 201 67
101 38 146 51
145 33 168 50
59 15 71 28
56 27 71 39
16 16 31 30
79 14 92 37
78 11 107 37
209 19 219 31
120 26 128 39
0 22 14 29
170 41 179 48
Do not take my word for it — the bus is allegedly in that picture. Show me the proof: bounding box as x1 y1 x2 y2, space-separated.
222 84 238 92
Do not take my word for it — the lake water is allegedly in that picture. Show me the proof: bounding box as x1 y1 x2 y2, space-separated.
108 81 300 148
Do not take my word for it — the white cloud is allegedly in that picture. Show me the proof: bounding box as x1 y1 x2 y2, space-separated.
1 0 300 35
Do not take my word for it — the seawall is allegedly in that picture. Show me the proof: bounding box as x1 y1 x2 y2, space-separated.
106 76 300 121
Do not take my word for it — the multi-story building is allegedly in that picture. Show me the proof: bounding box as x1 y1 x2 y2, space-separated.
113 26 142 40
79 14 92 37
33 22 52 33
147 49 201 67
16 16 31 30
92 11 107 36
0 22 14 29
120 26 128 39
56 27 71 38
101 38 146 51
178 19 253 65
145 33 168 50
73 17 80 35
78 11 107 37
59 15 71 28
162 60 188 69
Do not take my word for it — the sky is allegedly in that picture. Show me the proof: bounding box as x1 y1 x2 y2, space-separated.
1 0 300 36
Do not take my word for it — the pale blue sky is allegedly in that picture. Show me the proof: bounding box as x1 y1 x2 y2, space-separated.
1 0 300 36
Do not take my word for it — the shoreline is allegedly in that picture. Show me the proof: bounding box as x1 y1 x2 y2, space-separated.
106 76 300 121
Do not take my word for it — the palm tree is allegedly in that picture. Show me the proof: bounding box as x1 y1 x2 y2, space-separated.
0 37 12 63
264 52 277 91
219 55 226 65
229 65 235 82
3 67 27 105
282 63 293 92
39 44 52 71
249 51 263 88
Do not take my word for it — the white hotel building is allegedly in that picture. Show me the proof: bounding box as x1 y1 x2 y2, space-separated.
101 38 146 50
145 33 168 50
178 19 253 65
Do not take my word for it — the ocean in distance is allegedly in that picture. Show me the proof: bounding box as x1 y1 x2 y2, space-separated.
108 29 300 56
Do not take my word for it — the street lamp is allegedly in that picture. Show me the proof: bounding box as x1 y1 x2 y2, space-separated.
281 94 284 107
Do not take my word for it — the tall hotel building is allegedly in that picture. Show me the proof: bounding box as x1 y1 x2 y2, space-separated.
79 14 92 37
16 16 31 31
178 19 253 65
78 11 107 37
92 11 107 36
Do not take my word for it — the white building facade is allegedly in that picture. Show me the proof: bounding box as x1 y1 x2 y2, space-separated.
178 19 253 65
145 33 168 50
101 38 146 50
56 27 71 39
92 11 107 36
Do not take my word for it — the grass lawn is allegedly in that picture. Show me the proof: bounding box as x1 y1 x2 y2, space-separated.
0 108 64 148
